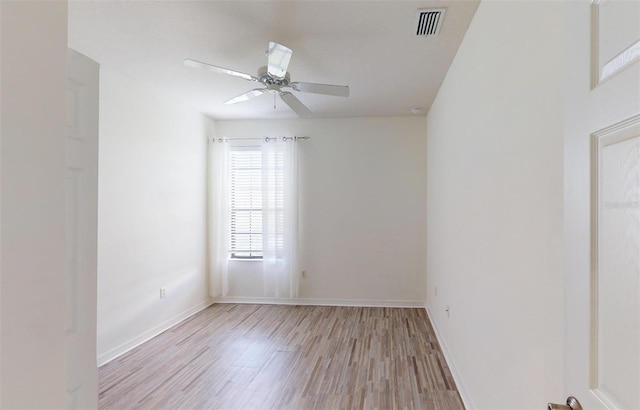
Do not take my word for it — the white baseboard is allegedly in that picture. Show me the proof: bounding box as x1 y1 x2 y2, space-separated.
425 306 475 410
212 296 425 308
97 298 215 367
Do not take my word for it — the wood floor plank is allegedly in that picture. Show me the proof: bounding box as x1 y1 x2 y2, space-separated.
99 304 464 409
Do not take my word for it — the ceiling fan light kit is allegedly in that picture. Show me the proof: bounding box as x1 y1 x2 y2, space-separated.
185 41 350 117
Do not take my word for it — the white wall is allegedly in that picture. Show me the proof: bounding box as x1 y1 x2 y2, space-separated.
0 1 68 407
425 2 564 409
97 67 210 363
216 117 427 304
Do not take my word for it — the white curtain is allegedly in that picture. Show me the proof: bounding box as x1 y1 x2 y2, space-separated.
209 139 230 297
262 137 299 299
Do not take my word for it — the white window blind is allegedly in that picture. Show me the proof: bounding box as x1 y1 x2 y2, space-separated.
262 147 285 258
229 147 263 259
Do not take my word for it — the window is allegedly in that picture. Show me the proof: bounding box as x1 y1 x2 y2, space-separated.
210 136 299 298
229 147 263 259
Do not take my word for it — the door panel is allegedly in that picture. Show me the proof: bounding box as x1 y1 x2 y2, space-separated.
66 48 99 409
592 122 639 409
593 0 640 84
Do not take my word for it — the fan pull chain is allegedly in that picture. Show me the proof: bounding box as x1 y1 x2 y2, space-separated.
274 93 276 109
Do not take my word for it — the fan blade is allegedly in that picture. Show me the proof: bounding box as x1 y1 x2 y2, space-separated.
280 92 311 117
224 89 267 105
184 59 257 82
290 82 350 97
267 42 292 80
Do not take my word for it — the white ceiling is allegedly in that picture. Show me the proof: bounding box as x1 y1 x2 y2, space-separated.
68 1 479 120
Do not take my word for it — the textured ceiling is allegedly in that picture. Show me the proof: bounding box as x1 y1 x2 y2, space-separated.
68 1 479 120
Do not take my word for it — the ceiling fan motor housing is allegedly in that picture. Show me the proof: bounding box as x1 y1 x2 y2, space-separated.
258 66 290 88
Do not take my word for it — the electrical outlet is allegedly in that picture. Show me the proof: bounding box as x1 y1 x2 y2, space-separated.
160 287 167 299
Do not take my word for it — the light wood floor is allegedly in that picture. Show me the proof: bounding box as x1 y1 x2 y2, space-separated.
99 304 463 409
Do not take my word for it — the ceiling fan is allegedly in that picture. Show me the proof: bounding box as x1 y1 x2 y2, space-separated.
184 41 350 117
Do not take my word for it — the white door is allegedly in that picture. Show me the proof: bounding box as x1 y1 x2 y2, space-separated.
562 1 640 409
66 48 99 409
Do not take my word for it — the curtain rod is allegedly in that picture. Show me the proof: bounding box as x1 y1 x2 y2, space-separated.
210 136 310 143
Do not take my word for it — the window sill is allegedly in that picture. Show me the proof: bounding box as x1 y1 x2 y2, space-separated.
229 258 263 262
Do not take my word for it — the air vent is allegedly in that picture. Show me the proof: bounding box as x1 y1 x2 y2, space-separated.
416 8 446 36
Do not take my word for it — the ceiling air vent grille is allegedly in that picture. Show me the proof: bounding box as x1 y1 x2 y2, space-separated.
416 8 446 36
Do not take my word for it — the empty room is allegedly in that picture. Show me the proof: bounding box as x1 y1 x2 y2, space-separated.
1 1 639 409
